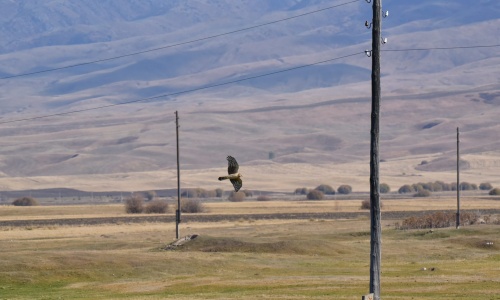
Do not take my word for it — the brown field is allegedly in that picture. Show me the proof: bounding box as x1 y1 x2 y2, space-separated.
0 198 499 299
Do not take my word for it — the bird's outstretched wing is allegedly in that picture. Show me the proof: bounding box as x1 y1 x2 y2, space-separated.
227 156 239 174
230 178 242 192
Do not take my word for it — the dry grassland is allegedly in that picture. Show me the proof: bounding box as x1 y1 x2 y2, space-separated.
0 198 499 299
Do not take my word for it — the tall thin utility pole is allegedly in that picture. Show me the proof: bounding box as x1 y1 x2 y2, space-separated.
175 111 181 239
369 0 382 299
456 127 460 229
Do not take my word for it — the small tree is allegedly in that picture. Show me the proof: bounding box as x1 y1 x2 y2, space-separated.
337 185 352 195
398 184 414 194
145 200 168 214
215 188 224 197
380 183 390 193
307 190 324 200
12 197 39 206
315 184 335 195
489 188 500 196
479 182 493 190
228 191 246 202
125 195 144 213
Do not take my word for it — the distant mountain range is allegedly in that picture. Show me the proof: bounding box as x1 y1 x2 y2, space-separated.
0 0 499 191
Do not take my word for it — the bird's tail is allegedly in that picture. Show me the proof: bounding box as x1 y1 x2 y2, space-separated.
218 176 228 181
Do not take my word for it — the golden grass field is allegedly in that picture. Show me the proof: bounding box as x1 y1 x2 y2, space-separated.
0 198 499 299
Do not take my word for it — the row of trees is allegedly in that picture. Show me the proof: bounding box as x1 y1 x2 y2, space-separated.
398 181 500 197
296 183 391 200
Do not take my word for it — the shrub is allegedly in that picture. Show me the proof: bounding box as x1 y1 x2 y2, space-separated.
145 200 168 214
181 199 205 213
257 195 271 201
125 195 144 213
307 190 324 200
315 184 335 195
480 182 493 190
460 182 477 191
228 191 246 202
242 190 253 197
294 188 308 195
360 199 384 210
12 197 39 206
380 183 390 193
337 185 352 195
215 188 224 197
489 188 500 196
414 188 431 197
144 191 157 202
398 184 414 194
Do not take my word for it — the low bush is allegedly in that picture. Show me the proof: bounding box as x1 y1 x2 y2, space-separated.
257 195 271 201
337 185 352 195
242 190 253 197
489 188 500 196
294 188 308 195
145 200 168 214
125 195 144 213
315 184 335 195
12 197 39 206
398 184 414 194
307 190 324 200
479 182 493 190
414 188 431 197
181 199 205 213
228 191 246 202
380 183 390 193
360 199 384 210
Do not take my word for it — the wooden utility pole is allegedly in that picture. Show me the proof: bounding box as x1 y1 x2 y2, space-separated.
369 0 382 299
175 111 181 239
456 127 460 229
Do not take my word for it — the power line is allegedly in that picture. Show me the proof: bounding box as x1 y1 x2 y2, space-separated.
0 52 364 125
382 44 500 52
0 0 361 81
1 43 498 125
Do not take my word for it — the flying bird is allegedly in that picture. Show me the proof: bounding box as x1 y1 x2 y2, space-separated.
218 155 242 192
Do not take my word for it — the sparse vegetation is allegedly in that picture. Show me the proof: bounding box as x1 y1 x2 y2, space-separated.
181 198 205 213
228 191 246 202
125 195 144 213
307 190 324 200
145 200 168 214
337 185 352 195
489 188 500 195
398 211 481 229
215 188 224 197
380 183 391 193
182 188 218 198
315 184 335 195
12 197 39 206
